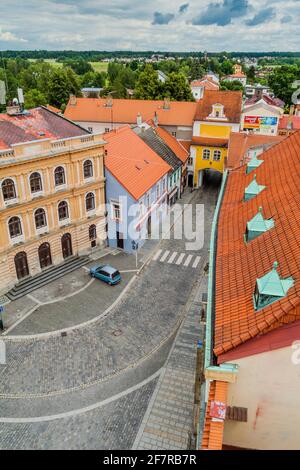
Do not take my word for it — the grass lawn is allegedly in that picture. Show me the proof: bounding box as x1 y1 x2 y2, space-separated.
28 59 63 68
89 62 108 73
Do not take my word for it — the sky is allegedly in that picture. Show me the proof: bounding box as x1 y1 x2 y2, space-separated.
0 0 299 52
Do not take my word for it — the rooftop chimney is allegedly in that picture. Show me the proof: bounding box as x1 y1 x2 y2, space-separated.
69 94 77 106
154 111 158 127
137 112 142 126
163 97 170 110
105 95 113 108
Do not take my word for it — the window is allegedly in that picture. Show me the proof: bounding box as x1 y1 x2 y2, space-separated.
146 193 150 207
54 167 66 186
105 128 110 133
35 208 47 229
89 224 97 240
156 184 160 199
213 150 221 161
30 172 43 193
58 201 69 221
2 179 16 201
172 131 177 137
202 149 210 160
86 192 95 212
162 179 166 193
112 202 121 220
8 216 22 238
188 157 193 166
88 127 93 133
83 160 93 179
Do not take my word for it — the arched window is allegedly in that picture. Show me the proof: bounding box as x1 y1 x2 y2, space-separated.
83 160 93 179
54 167 66 186
30 172 43 193
35 208 47 229
8 216 22 238
86 192 95 211
213 150 221 161
58 201 69 221
202 149 210 161
89 224 97 240
2 179 16 201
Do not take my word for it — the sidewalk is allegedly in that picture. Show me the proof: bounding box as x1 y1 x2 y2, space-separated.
133 268 208 450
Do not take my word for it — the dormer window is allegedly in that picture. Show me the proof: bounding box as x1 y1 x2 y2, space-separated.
246 155 263 174
244 174 265 202
253 262 294 311
245 207 274 242
208 103 226 120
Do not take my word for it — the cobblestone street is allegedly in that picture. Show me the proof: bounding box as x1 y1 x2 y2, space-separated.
0 175 220 449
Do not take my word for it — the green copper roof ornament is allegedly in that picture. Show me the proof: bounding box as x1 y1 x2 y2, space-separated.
246 154 264 174
253 261 294 311
246 206 274 241
244 174 266 201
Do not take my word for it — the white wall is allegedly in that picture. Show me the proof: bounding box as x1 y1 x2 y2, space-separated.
223 345 300 450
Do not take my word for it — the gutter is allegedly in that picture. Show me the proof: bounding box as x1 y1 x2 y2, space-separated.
205 169 228 369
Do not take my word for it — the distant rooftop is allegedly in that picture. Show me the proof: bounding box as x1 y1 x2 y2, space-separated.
0 106 88 150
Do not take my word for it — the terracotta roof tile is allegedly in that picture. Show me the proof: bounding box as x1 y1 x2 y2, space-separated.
195 90 242 123
279 115 300 130
154 126 189 163
65 97 198 127
214 130 300 357
227 132 285 169
201 381 228 450
0 106 88 149
104 126 171 201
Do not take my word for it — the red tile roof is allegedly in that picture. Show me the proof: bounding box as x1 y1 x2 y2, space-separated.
104 126 171 201
201 380 228 450
279 115 300 130
214 130 300 357
46 104 61 114
0 106 88 150
179 140 192 152
245 94 285 108
226 72 246 79
191 77 219 90
227 132 285 169
65 97 198 127
195 90 242 123
154 125 189 163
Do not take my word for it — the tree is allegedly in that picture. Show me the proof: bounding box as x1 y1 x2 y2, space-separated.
163 72 194 101
63 59 93 75
246 65 256 83
220 60 234 76
134 64 161 100
47 68 81 108
220 80 244 91
268 65 300 106
24 89 47 109
81 71 106 88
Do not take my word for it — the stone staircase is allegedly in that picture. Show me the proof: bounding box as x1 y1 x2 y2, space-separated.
6 256 90 301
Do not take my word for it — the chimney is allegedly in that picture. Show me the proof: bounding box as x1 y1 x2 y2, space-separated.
6 98 21 116
154 111 158 127
105 95 113 108
287 105 295 130
137 112 142 126
255 87 263 101
69 94 77 106
163 97 170 110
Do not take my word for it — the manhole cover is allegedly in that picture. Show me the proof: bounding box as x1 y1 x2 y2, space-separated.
112 329 123 337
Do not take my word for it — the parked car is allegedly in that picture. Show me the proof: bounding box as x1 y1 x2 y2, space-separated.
90 264 121 285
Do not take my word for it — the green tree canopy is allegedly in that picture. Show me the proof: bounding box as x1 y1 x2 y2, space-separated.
134 64 161 100
24 89 47 109
268 65 300 106
220 80 244 91
163 72 194 101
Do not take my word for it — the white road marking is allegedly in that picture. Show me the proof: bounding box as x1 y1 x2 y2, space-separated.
160 250 170 262
168 252 178 264
82 266 90 272
176 253 186 265
152 249 162 261
192 256 201 269
27 294 42 305
184 255 193 267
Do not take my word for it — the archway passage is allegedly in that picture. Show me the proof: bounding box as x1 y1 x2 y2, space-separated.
39 243 52 269
15 252 29 280
61 233 73 259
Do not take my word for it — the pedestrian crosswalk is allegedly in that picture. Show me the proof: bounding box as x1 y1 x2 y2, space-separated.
152 249 201 269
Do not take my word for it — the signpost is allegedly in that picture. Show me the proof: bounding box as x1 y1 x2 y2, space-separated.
131 241 139 269
0 306 4 331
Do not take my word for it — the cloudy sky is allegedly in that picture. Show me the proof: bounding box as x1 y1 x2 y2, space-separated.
0 0 299 51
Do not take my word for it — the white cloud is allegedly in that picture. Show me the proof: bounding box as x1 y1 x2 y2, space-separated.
0 0 299 51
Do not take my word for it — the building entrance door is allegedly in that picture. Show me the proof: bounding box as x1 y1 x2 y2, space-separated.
61 233 73 259
15 252 29 280
39 243 52 269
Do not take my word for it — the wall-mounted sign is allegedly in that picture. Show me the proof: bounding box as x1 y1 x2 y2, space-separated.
244 116 278 129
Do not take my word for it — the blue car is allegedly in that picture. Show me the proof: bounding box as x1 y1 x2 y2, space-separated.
90 264 121 285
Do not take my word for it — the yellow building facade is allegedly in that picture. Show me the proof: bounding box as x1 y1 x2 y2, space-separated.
0 134 106 295
191 91 242 186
